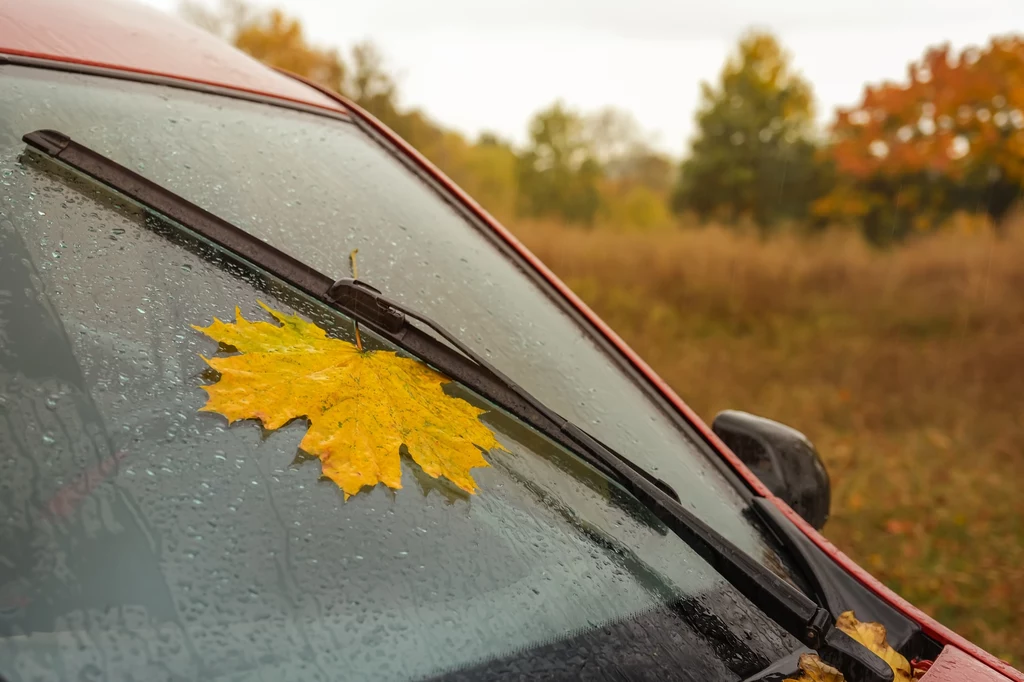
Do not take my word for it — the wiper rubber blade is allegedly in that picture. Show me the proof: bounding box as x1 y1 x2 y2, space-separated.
21 129 893 682
327 278 681 500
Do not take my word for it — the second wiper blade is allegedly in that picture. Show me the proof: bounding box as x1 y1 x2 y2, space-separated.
21 129 893 682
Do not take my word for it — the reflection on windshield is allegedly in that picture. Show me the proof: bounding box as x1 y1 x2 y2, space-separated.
0 202 179 660
0 150 795 680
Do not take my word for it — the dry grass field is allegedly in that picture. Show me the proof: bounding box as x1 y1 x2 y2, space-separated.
512 219 1024 663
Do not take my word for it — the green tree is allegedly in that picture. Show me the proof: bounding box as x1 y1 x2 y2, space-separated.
461 134 519 220
673 30 823 228
517 102 602 225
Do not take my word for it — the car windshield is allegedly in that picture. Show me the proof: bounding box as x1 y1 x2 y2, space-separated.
0 65 800 680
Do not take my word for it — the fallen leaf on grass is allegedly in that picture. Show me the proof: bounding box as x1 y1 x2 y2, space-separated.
194 302 502 498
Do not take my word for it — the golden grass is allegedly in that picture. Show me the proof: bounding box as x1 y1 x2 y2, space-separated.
511 219 1024 663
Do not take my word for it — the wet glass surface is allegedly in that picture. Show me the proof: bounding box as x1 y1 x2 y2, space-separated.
0 66 792 556
0 66 799 680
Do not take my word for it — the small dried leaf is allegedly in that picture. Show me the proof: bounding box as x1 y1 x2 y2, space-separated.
783 654 845 682
836 611 915 682
194 302 502 498
783 613 924 681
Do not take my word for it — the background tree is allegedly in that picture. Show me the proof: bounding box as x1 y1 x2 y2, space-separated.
234 10 345 91
179 1 493 209
673 30 823 229
179 1 676 230
344 40 411 133
516 102 603 225
586 108 673 191
817 36 1024 242
584 108 674 229
181 2 403 122
181 0 345 92
459 134 519 221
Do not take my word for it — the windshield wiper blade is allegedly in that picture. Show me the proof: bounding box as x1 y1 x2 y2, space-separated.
327 278 680 498
326 280 892 682
22 129 893 682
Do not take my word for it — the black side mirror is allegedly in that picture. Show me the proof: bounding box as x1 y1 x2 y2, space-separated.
711 410 831 530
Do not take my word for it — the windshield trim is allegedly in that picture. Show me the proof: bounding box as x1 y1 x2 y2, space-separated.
0 52 351 124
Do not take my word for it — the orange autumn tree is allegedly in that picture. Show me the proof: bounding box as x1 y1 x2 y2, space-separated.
816 35 1024 243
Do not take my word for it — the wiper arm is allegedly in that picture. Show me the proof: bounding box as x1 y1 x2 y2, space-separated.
22 129 893 682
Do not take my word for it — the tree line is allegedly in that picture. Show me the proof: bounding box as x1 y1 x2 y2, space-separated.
183 1 1024 244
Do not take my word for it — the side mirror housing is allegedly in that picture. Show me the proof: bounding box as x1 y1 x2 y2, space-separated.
711 410 831 530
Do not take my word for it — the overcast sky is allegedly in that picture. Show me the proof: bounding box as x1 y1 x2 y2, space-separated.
144 0 1023 156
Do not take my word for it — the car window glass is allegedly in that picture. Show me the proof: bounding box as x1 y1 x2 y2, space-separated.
0 67 799 575
0 144 796 680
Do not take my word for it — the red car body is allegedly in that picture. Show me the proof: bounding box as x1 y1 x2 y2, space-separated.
0 1 1018 680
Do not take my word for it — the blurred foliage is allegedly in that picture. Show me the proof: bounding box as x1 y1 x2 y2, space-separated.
180 1 676 228
181 1 1024 241
181 0 344 91
672 31 826 230
817 36 1024 244
233 10 346 92
516 102 602 224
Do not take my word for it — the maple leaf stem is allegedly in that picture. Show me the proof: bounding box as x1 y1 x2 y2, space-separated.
349 248 364 352
353 320 364 352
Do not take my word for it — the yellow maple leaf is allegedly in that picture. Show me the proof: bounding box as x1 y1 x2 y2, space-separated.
193 302 502 498
783 613 921 682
